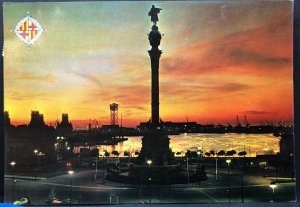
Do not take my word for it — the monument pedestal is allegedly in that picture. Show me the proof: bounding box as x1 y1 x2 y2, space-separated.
138 128 174 165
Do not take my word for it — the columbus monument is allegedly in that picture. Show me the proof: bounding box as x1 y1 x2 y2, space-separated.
137 5 174 166
113 6 205 184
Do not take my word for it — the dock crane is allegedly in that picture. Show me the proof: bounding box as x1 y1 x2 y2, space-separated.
243 115 250 127
236 115 241 127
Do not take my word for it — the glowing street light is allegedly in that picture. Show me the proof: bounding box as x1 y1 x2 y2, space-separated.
269 181 277 202
68 170 74 204
147 160 152 167
95 156 98 181
10 161 16 167
101 151 106 184
10 161 16 203
148 177 152 204
33 150 39 180
226 159 231 203
197 151 201 185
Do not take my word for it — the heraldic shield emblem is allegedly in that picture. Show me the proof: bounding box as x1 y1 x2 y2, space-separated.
14 14 44 47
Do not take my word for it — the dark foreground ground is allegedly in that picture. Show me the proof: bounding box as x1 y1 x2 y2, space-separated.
4 158 296 205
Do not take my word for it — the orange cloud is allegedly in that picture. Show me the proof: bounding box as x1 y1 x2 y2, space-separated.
161 12 292 79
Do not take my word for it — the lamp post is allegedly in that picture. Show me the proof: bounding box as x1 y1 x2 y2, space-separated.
148 177 152 204
241 174 244 203
269 181 277 202
94 156 98 181
215 157 218 180
197 151 201 185
10 161 16 203
68 170 74 205
146 159 153 203
101 151 105 184
186 156 190 186
226 159 231 203
33 150 38 180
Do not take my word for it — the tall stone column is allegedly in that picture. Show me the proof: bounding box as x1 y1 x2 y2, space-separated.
148 25 162 126
149 49 162 126
137 8 174 166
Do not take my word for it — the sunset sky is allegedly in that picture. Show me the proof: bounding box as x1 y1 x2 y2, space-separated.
3 1 293 127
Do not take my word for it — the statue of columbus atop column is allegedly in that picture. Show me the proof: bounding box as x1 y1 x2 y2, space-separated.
148 5 162 25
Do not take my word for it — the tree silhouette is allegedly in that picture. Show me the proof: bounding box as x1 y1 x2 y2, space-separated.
104 151 110 157
226 150 237 156
112 151 119 157
238 151 247 156
186 150 198 158
217 150 226 156
124 150 130 157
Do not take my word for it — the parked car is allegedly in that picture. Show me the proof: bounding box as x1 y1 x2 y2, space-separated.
51 198 63 205
46 198 63 205
13 197 31 205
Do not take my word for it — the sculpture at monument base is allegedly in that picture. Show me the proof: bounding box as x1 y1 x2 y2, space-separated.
137 128 175 166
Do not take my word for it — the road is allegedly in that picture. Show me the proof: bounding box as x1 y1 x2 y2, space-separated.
4 168 296 205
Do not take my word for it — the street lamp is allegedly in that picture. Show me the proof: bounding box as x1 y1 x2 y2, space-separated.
186 155 190 186
241 174 244 203
10 161 16 167
226 159 231 203
197 151 201 185
101 151 105 184
68 170 74 205
33 150 38 180
269 181 277 202
147 160 152 167
215 157 218 180
94 156 98 181
148 177 152 204
10 161 16 203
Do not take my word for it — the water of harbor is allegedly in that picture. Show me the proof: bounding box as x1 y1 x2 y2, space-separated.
75 133 279 157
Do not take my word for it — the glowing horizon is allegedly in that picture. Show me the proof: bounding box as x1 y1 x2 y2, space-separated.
4 1 293 128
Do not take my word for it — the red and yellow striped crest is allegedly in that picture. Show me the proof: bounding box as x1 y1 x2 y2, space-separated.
14 15 44 46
